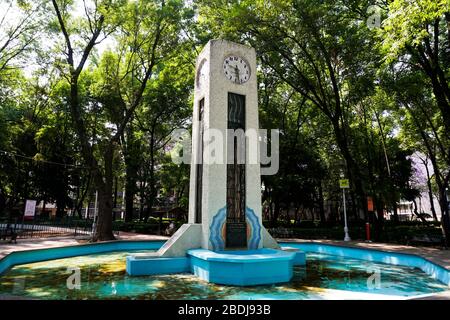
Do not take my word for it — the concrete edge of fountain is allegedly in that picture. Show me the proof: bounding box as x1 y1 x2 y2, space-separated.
126 256 191 276
187 248 295 262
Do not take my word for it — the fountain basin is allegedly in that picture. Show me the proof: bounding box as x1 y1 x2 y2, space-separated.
125 247 306 286
1 241 449 299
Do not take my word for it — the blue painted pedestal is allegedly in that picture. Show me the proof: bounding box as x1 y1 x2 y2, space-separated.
126 248 306 286
126 256 190 276
187 248 298 286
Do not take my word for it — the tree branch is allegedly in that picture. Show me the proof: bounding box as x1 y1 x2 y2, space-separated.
51 0 74 67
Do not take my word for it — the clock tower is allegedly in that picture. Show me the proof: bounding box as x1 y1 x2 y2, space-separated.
126 41 303 283
129 40 279 261
187 39 276 251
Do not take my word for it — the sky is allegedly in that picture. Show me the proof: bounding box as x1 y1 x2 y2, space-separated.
0 0 116 77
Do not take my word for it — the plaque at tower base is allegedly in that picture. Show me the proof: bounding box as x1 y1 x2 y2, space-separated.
125 40 305 285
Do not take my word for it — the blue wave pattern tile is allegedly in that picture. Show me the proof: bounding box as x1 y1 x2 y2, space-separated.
245 206 261 250
209 206 262 251
209 206 227 251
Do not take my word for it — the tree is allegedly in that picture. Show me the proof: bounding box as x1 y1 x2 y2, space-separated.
380 0 450 244
0 0 445 244
383 69 450 243
197 0 384 219
131 54 193 222
51 0 186 240
88 1 192 225
0 0 46 74
382 0 450 136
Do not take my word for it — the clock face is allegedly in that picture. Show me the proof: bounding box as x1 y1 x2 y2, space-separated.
196 59 208 89
223 55 250 84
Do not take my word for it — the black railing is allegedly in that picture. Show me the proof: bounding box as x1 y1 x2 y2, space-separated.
0 217 119 240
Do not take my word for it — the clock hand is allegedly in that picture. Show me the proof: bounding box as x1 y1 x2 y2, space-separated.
233 65 240 82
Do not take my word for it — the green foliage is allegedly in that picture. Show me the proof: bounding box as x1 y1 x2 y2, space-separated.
0 0 448 243
381 0 448 62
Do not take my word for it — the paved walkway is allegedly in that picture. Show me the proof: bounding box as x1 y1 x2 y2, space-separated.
0 232 169 260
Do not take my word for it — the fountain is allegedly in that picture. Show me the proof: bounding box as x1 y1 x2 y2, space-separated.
126 40 305 286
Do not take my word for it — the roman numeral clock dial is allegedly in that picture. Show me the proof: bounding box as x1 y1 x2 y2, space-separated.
223 55 250 84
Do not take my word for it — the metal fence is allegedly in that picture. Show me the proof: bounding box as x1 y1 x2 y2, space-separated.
0 217 119 240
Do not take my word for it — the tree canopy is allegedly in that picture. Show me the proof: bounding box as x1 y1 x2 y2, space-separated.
0 0 448 243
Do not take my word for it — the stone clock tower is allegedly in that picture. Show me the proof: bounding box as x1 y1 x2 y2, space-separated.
129 40 279 261
188 39 265 251
126 41 302 282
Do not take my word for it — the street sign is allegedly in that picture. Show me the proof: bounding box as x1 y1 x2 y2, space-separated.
339 179 349 189
24 199 37 217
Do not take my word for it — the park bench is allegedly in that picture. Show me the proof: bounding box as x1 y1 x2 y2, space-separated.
268 227 294 239
0 224 18 244
407 234 444 247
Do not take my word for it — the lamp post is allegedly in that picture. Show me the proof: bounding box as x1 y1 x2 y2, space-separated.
339 173 351 242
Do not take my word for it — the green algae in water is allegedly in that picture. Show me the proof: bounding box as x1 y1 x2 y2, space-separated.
0 251 448 300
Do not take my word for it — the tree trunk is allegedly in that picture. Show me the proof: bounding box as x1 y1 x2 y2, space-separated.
445 13 450 46
412 198 427 223
144 133 156 223
124 149 137 223
268 198 273 222
55 169 67 219
272 201 280 227
112 177 118 221
42 201 46 219
413 45 450 136
93 187 114 241
349 189 358 221
92 145 115 241
332 118 368 222
123 125 140 223
294 206 300 225
438 186 450 247
124 183 134 222
402 102 450 244
144 195 154 223
428 184 439 222
318 182 326 225
74 172 91 220
392 202 399 223
372 196 385 242
55 197 65 219
424 162 438 221
138 179 145 221
159 213 163 235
